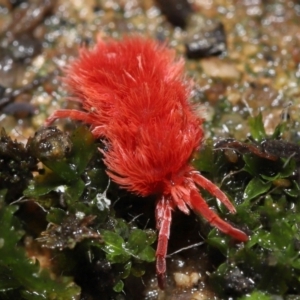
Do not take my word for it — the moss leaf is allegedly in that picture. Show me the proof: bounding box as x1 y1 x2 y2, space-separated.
0 201 81 299
113 280 124 293
243 177 272 201
248 112 267 142
101 231 130 264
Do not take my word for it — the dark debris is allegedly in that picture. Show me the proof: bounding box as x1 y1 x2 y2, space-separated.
155 0 193 28
27 126 72 161
0 127 37 202
38 214 101 250
2 101 36 118
215 138 300 164
223 266 255 296
2 0 56 40
185 20 227 59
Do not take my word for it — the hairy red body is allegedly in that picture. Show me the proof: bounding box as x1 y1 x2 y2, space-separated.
46 36 248 288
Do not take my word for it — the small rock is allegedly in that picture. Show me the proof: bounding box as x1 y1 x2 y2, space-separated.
185 18 227 59
200 57 240 80
173 271 200 288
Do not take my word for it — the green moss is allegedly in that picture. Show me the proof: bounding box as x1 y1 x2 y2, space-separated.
0 196 81 299
195 113 300 298
2 115 300 298
0 125 156 298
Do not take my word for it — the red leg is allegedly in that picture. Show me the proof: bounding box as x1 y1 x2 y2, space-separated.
192 172 236 213
155 195 173 289
190 189 248 241
45 109 95 126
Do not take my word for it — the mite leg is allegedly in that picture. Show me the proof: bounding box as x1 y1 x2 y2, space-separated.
155 195 173 289
190 189 248 242
192 172 236 213
45 109 95 126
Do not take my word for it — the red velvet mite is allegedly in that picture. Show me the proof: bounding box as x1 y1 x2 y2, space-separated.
46 36 248 288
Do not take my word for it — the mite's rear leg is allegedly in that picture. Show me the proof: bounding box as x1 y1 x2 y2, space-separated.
192 172 236 213
190 189 248 242
155 195 174 289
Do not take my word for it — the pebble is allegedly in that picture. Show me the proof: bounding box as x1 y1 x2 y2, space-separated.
200 57 241 80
